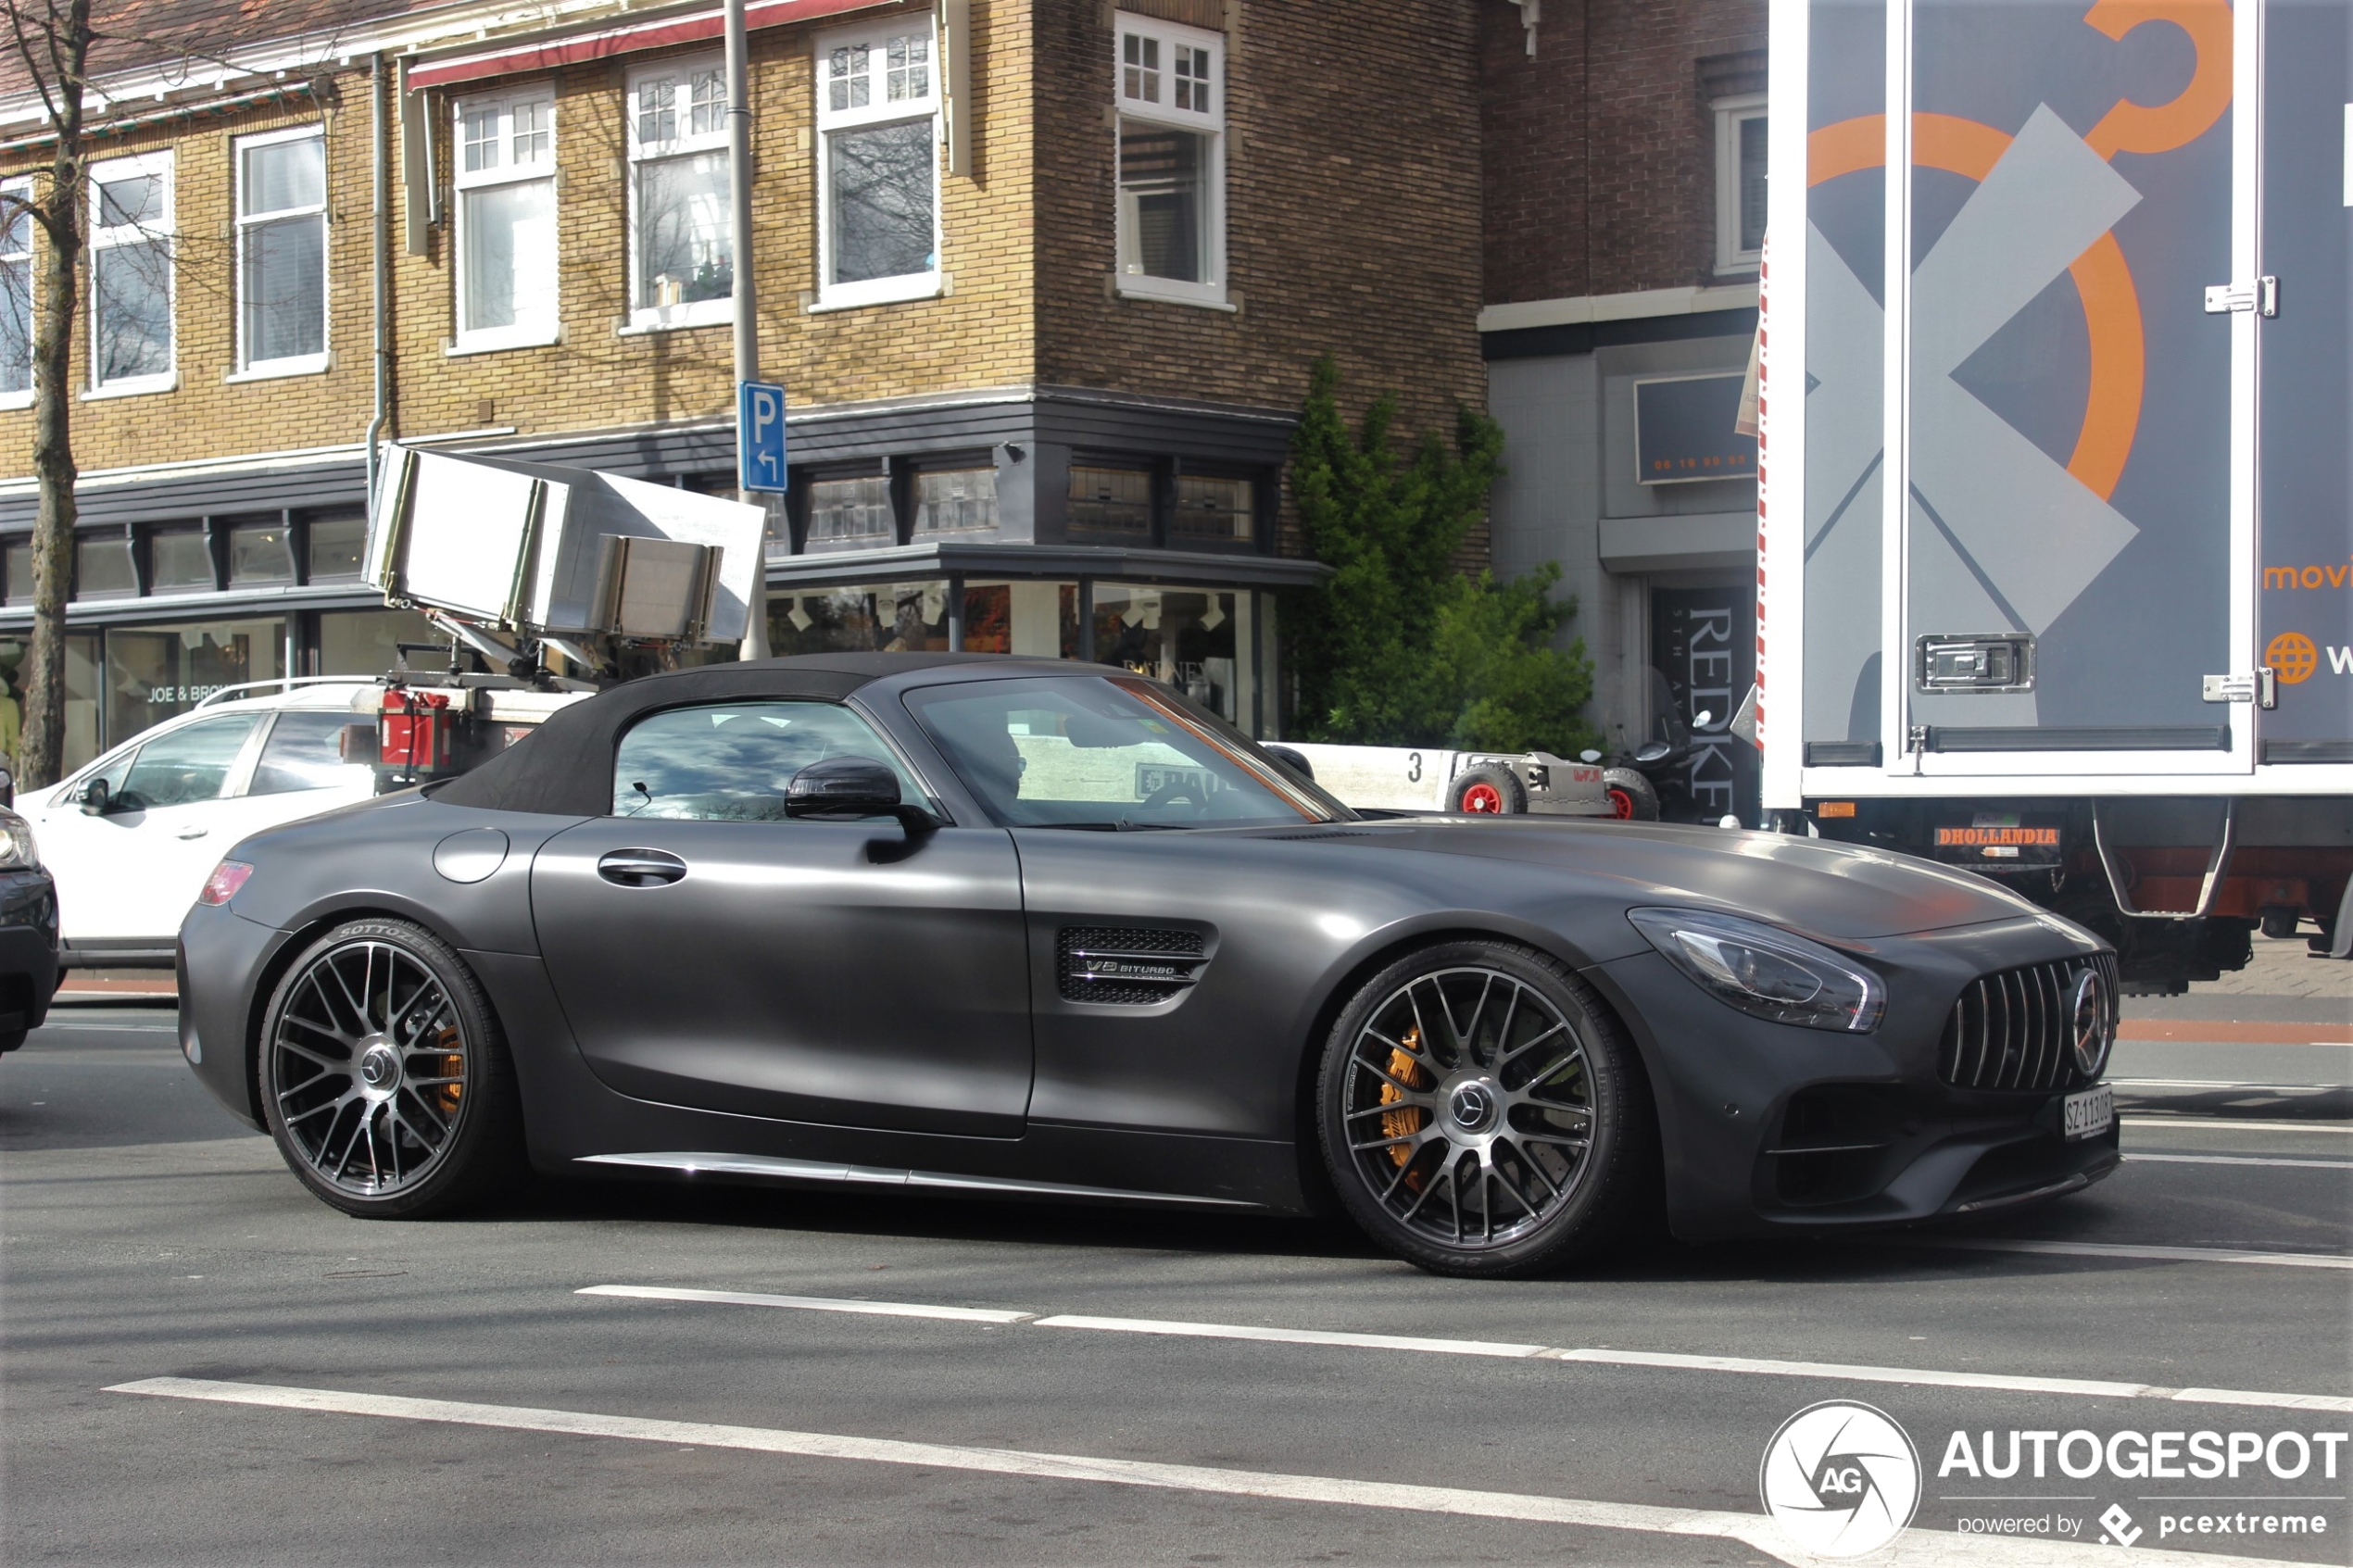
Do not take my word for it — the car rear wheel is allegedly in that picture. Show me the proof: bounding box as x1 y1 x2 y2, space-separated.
1449 765 1528 815
258 918 523 1219
1316 941 1658 1277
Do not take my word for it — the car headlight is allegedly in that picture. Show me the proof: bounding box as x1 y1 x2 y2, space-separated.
0 809 38 870
1627 908 1885 1033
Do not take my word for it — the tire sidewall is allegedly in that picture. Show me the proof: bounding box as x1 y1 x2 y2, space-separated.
1316 940 1646 1276
258 917 504 1218
1449 765 1528 814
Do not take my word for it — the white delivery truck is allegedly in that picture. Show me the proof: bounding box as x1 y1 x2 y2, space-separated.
1759 0 2350 991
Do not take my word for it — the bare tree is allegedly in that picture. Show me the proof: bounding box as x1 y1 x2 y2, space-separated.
0 0 92 790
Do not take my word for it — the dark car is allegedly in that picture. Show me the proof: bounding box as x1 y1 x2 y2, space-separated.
175 655 2120 1277
0 804 61 1053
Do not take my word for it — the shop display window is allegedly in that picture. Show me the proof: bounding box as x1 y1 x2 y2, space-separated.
102 617 285 746
149 530 215 592
771 581 948 655
1090 583 1243 723
0 631 100 773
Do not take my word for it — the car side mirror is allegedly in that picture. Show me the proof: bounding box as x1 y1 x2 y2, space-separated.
786 757 935 833
78 777 110 815
1634 742 1670 764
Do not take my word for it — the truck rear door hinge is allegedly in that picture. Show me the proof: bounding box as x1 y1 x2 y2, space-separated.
2203 276 2278 317
2200 668 2278 709
1906 723 1929 754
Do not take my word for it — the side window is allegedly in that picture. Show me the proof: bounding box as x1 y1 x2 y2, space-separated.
612 701 924 821
115 713 261 809
248 710 373 797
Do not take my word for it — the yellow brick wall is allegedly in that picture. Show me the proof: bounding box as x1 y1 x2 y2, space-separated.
0 0 1038 480
0 88 383 476
1031 0 1488 445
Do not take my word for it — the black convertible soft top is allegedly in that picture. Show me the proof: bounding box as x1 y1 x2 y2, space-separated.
434 652 1018 818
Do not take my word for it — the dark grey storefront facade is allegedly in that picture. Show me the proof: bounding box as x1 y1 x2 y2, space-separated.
0 386 1318 771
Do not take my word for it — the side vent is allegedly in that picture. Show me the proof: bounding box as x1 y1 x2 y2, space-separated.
1057 926 1207 1006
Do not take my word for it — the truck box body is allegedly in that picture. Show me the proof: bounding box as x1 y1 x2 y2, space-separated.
1761 0 2351 986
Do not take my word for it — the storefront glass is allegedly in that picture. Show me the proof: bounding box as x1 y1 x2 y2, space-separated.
318 608 440 678
1089 583 1246 724
103 617 286 746
0 631 101 773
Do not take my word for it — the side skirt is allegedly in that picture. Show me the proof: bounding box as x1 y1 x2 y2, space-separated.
573 1151 1264 1209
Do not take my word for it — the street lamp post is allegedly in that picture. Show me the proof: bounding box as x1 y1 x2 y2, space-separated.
725 0 771 659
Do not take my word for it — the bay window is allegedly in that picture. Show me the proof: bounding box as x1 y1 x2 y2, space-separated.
1114 15 1225 307
453 89 558 350
89 152 174 392
816 20 941 309
234 126 329 375
629 59 733 329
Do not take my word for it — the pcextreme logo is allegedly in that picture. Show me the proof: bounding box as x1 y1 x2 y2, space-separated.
2263 633 2353 686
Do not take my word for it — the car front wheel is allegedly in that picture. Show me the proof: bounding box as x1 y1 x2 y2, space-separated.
258 918 523 1218
1316 941 1658 1276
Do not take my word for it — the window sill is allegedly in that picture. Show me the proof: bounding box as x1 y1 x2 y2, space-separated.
620 302 734 335
82 374 178 401
447 331 561 358
225 357 331 383
1114 277 1236 312
0 390 30 411
1714 256 1762 279
809 273 946 313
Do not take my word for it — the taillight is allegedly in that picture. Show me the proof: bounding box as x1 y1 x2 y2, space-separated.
198 860 255 907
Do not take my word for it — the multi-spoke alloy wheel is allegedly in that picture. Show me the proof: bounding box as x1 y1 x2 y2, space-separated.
1318 942 1657 1276
259 919 521 1218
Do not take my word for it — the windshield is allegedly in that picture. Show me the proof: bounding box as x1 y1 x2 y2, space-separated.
903 674 1349 830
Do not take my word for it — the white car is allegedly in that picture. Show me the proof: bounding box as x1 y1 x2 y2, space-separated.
17 682 385 969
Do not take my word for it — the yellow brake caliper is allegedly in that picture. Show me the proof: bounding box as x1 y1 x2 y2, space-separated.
1378 1026 1428 1185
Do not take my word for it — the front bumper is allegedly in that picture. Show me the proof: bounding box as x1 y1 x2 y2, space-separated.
175 899 291 1131
1586 914 2120 1241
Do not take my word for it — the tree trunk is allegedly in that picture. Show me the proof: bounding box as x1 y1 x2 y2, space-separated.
19 0 91 791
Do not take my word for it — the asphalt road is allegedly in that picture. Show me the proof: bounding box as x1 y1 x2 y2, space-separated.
4 995 2348 1568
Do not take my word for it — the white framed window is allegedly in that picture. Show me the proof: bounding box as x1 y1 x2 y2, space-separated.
815 20 941 310
1714 93 1768 275
453 88 559 351
0 178 31 407
89 152 174 394
1114 14 1225 308
233 125 328 376
628 57 734 330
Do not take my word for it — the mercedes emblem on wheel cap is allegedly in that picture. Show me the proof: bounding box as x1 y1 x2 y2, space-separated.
2068 967 2109 1076
1449 1083 1496 1133
359 1043 401 1091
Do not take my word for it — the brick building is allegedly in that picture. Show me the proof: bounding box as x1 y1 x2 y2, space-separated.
1478 0 1768 820
0 0 1483 770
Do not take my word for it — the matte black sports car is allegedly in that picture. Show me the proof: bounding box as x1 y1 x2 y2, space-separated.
178 654 2120 1276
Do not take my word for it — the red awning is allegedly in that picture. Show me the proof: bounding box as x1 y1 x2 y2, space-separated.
407 0 899 91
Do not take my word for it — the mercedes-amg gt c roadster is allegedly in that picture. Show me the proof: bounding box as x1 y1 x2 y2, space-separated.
177 654 2120 1276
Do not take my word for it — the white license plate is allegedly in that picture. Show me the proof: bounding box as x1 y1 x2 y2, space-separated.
2063 1084 2114 1141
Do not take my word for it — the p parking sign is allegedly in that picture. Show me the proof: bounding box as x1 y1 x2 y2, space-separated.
737 381 788 494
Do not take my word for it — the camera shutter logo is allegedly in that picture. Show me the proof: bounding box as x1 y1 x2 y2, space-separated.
1758 1400 1922 1558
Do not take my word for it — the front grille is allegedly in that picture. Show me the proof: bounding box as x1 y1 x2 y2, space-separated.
1057 926 1208 1006
1938 952 2118 1092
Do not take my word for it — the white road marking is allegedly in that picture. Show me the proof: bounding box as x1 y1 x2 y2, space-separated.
577 1285 1036 1323
2123 1117 2351 1134
577 1288 2351 1413
1030 1313 1549 1359
2129 1153 2353 1172
1908 1237 2352 1271
104 1377 2309 1568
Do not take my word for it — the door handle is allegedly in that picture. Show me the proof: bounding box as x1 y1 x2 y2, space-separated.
597 848 687 887
177 826 209 840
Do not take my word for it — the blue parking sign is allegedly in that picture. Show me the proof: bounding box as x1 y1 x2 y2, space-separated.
736 381 788 494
